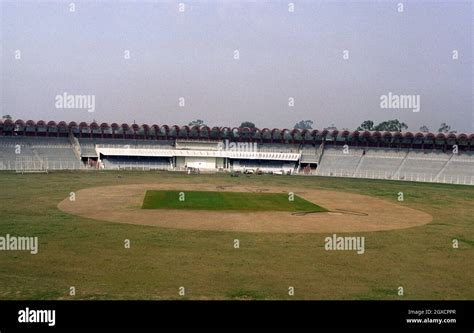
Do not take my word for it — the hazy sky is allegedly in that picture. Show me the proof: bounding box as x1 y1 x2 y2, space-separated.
1 0 473 132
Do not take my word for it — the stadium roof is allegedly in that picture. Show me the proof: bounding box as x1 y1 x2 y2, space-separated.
1 119 473 143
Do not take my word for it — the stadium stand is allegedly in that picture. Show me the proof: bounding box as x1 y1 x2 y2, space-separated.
316 147 363 177
316 146 474 185
0 136 83 171
1 119 473 185
353 148 406 179
437 152 474 183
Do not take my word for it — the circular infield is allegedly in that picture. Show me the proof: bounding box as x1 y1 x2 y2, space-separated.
57 183 432 233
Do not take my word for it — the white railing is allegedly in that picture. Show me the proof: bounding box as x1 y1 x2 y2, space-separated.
315 168 474 185
96 146 301 161
0 159 86 171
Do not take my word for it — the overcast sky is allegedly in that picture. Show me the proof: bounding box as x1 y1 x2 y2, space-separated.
1 0 473 132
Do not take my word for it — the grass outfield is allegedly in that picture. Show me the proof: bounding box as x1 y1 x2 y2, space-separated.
0 171 473 300
141 190 327 212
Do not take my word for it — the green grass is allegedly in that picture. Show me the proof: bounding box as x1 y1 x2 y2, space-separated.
141 190 327 212
0 171 473 300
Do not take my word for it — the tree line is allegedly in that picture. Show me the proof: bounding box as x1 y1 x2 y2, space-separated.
188 118 456 133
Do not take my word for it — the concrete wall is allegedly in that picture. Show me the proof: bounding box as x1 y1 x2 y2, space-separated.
184 157 217 169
